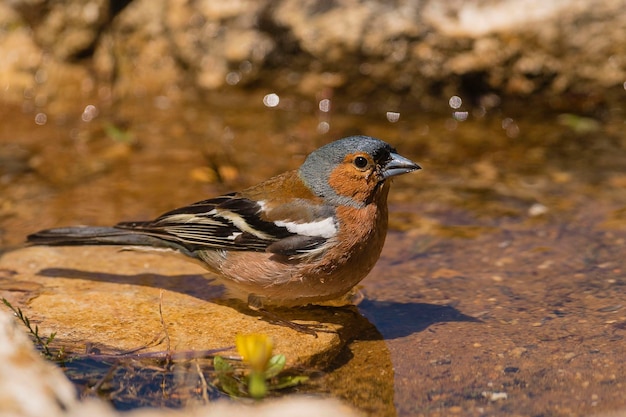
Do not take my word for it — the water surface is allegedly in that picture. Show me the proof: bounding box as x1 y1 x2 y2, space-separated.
1 91 625 416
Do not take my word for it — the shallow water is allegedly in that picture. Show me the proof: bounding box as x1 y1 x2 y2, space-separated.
1 91 626 416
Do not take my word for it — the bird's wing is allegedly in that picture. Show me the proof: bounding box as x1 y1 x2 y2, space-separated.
115 193 336 255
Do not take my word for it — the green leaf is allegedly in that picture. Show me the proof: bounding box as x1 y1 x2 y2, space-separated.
104 123 134 143
213 356 233 372
271 375 309 390
264 354 286 378
213 356 242 397
557 113 600 134
218 374 242 398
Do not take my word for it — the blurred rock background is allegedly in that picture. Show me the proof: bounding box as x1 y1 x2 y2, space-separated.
1 0 625 114
2 2 626 416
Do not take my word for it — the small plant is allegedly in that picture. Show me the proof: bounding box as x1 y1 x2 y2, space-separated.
104 123 135 144
2 297 58 359
1 300 307 402
214 333 308 399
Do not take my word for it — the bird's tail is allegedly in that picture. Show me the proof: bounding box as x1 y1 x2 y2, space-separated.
27 226 187 252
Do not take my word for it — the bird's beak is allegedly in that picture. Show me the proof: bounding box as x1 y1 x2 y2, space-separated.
382 152 421 179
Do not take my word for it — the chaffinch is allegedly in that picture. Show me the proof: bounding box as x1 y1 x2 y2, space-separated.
28 135 420 308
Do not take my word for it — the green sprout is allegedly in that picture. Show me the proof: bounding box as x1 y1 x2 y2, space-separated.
557 113 600 134
104 123 135 143
2 297 58 359
214 333 308 399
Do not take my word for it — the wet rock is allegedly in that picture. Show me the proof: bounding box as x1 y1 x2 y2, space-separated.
271 0 423 94
3 0 626 111
92 0 183 99
0 244 361 416
164 0 275 90
0 308 78 417
0 308 360 416
0 4 42 102
0 1 98 111
274 1 422 62
420 0 626 102
0 246 345 367
10 0 108 60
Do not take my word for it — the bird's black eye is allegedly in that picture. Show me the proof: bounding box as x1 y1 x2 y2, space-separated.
354 156 369 169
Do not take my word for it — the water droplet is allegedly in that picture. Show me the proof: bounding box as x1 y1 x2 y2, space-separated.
453 111 468 122
317 121 330 134
225 72 241 85
502 117 520 138
386 111 400 123
473 107 487 118
81 104 98 122
34 69 47 84
239 60 253 73
318 98 331 113
449 95 462 109
262 93 280 108
34 112 47 125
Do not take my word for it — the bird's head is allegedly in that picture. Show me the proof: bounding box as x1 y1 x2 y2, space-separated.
299 135 421 207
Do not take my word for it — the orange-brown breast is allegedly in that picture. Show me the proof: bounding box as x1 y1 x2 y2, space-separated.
294 181 391 301
205 170 391 306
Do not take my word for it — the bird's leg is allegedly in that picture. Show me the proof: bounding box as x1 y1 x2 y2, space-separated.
247 294 333 337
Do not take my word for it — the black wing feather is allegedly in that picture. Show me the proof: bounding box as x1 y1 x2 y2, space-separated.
30 194 332 256
115 195 296 252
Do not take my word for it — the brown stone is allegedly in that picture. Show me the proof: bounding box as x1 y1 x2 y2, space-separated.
0 246 345 367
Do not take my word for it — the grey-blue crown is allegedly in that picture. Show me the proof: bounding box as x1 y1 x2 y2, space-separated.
298 135 395 207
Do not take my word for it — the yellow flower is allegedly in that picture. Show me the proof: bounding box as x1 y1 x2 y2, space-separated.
235 333 274 373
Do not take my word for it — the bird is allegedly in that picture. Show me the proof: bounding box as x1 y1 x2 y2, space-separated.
27 135 420 310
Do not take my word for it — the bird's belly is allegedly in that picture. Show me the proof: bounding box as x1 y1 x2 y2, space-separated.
195 199 388 307
196 250 371 307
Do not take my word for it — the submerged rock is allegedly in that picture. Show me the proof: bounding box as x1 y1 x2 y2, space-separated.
0 245 370 415
0 310 359 417
0 308 78 417
0 246 348 367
